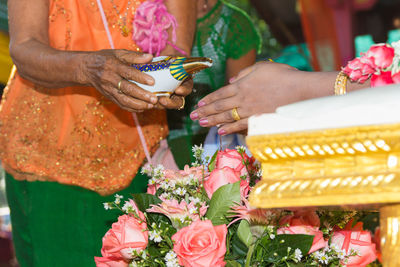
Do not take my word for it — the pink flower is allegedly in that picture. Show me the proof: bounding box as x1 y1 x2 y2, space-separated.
230 198 280 226
147 198 207 229
172 220 227 267
94 256 129 267
96 213 148 266
366 44 395 69
279 209 320 228
204 167 241 199
372 227 382 263
133 0 177 56
277 226 326 254
371 71 394 87
215 149 252 177
331 230 377 266
179 165 206 180
147 184 157 195
342 56 376 83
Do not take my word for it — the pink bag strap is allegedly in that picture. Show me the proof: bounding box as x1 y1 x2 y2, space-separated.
96 0 153 165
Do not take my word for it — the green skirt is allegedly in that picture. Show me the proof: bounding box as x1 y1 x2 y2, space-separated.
5 171 149 267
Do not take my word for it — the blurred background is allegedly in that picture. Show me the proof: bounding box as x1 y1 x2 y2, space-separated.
1 0 400 266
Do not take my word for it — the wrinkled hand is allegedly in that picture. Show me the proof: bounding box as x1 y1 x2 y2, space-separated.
157 79 193 109
80 49 158 113
190 62 301 135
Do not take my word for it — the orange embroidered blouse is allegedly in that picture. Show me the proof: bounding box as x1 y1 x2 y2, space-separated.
0 0 168 195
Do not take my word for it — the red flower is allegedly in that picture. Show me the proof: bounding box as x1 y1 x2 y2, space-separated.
216 149 251 177
371 71 394 87
279 209 320 228
342 56 377 83
366 44 395 69
204 167 241 199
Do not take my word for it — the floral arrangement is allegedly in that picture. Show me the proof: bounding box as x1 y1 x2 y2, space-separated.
343 40 400 87
95 146 380 267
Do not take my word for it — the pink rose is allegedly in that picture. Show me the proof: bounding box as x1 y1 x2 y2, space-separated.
204 167 241 199
279 209 320 228
96 213 148 266
94 256 129 267
372 227 382 263
371 71 394 87
216 149 251 177
366 44 395 69
277 226 326 253
172 220 227 267
147 184 157 195
331 230 377 266
342 56 376 83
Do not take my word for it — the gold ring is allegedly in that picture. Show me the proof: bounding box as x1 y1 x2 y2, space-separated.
177 96 185 110
231 107 241 121
117 80 123 94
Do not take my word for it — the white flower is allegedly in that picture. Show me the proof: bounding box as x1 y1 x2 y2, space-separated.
314 250 330 264
148 177 158 185
192 144 204 154
165 251 180 267
235 145 246 153
103 203 111 210
160 181 170 190
269 234 275 239
294 248 302 261
189 207 197 215
174 187 186 196
188 197 201 204
122 201 135 213
114 194 123 204
149 230 162 243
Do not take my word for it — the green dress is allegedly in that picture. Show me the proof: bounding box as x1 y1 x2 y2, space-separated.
167 0 261 167
5 172 149 267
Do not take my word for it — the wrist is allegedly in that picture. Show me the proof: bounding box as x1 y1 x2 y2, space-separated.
75 52 93 86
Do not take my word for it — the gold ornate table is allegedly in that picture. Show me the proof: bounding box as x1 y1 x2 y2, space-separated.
247 123 400 266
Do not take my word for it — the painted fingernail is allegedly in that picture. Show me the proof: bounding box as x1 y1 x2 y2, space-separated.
229 77 236 83
218 129 227 135
147 104 154 109
197 101 206 107
199 118 208 126
190 112 199 120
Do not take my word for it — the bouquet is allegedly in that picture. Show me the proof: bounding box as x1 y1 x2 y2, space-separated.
343 40 400 87
96 146 380 267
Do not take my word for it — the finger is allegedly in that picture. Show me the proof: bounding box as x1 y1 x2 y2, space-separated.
198 107 245 127
158 95 184 109
190 97 236 121
110 86 154 110
217 119 249 136
196 84 237 107
118 78 158 104
104 90 144 113
174 79 193 97
114 50 153 64
118 63 154 85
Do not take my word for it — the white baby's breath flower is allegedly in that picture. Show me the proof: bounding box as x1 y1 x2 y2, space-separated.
149 230 162 243
122 201 134 213
192 144 204 154
114 194 123 205
174 187 186 196
235 145 246 153
188 197 201 204
189 207 197 215
294 248 302 261
103 203 111 210
165 251 180 267
269 234 275 240
314 250 330 264
148 177 158 185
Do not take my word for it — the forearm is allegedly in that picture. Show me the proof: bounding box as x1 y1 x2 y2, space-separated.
10 39 88 88
164 0 196 55
296 71 371 100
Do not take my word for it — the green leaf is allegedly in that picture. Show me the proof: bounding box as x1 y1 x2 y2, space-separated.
265 234 314 259
237 220 253 247
231 231 249 258
130 193 161 212
226 260 242 267
205 182 241 225
208 149 219 172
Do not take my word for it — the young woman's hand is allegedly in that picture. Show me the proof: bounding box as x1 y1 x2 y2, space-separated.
190 62 304 135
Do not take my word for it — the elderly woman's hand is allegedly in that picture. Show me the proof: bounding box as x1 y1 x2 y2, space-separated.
80 49 159 113
190 62 305 135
